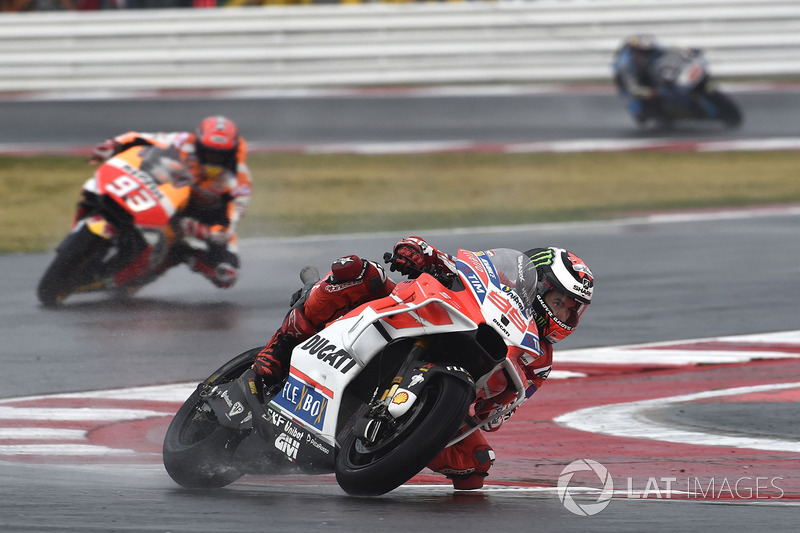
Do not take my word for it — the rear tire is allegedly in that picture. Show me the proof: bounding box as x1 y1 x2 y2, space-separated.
707 90 742 129
162 348 261 489
37 225 109 307
335 374 474 496
162 388 244 489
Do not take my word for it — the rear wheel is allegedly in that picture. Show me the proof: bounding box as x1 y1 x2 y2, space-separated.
707 90 742 129
162 348 260 489
162 389 244 489
37 225 109 307
335 374 474 496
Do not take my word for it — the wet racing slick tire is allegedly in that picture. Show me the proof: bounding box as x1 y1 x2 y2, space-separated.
335 373 474 496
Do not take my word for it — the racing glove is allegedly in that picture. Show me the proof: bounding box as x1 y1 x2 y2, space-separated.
180 218 229 245
90 138 118 163
474 388 518 432
388 236 432 278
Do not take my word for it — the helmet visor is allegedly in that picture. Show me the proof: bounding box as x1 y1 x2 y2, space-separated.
199 148 231 167
542 289 588 329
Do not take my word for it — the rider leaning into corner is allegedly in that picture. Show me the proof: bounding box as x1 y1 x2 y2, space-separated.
79 115 252 289
250 236 595 490
612 33 666 124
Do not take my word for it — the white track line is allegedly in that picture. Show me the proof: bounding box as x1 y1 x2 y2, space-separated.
555 382 800 453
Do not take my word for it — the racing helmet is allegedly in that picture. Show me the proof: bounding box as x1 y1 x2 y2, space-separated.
625 33 659 66
524 247 594 344
195 116 240 179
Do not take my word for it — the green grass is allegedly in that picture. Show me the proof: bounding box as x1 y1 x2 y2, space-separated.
3 151 800 254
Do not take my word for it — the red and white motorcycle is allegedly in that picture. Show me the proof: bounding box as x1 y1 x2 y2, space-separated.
163 248 542 495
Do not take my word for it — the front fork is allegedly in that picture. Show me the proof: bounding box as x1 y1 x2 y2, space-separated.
381 339 430 404
352 340 430 443
354 339 476 444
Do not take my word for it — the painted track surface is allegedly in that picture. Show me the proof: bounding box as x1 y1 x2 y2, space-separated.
2 334 799 499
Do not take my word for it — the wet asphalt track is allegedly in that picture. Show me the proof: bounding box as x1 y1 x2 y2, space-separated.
4 215 800 532
1 84 799 150
1 88 800 531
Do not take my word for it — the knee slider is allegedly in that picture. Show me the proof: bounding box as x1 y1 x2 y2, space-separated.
473 445 495 474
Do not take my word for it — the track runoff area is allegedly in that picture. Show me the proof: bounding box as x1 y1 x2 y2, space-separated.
1 328 798 511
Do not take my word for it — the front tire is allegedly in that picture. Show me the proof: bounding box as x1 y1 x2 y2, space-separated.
37 225 109 307
335 374 474 496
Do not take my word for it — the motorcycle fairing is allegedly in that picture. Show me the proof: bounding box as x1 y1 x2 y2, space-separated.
70 147 193 292
271 249 542 449
271 367 332 432
457 249 540 352
457 250 491 304
268 273 486 444
676 57 705 88
94 156 188 228
261 404 334 472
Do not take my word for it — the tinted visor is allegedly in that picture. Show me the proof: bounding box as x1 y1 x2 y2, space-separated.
198 146 234 167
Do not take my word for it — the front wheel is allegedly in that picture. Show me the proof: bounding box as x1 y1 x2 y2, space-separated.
37 225 109 307
335 374 474 496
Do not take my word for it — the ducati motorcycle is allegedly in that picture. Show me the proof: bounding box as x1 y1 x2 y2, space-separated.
37 145 196 307
163 248 542 496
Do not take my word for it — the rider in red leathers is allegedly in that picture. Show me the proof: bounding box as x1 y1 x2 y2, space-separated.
80 116 252 289
252 237 594 490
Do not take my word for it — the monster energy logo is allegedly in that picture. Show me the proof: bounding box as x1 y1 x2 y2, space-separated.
528 249 554 268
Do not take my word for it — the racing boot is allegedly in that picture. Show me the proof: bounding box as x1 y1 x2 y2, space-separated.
252 306 318 386
252 331 298 386
427 431 495 490
449 445 495 490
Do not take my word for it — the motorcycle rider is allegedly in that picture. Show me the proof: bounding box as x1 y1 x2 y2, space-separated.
251 236 594 490
81 116 252 289
612 33 665 124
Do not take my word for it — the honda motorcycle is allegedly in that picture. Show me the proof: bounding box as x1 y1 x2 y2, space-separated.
37 145 196 307
163 248 541 496
619 47 743 128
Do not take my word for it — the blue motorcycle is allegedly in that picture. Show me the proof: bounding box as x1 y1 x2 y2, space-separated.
617 47 743 129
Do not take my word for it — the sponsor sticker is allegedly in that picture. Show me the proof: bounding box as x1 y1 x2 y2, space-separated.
272 373 329 431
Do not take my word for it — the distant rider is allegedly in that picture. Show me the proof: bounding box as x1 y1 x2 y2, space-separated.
250 236 594 490
80 116 252 289
612 33 665 124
